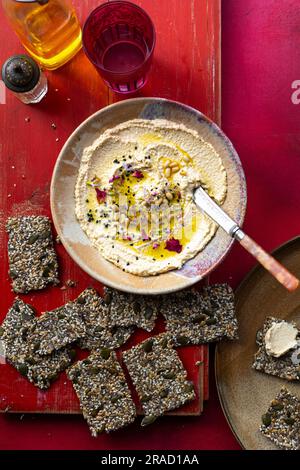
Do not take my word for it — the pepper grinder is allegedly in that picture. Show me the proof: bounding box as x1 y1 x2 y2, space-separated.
1 54 48 104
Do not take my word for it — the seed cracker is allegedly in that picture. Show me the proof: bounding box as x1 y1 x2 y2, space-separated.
6 216 59 294
76 288 134 350
161 284 238 346
0 299 73 389
260 387 300 450
253 317 300 381
67 350 136 436
104 287 158 332
123 333 195 422
29 301 86 355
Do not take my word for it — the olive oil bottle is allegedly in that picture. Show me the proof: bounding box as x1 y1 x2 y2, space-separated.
2 0 82 70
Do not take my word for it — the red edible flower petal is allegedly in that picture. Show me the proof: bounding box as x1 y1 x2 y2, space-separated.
165 237 182 253
95 188 107 203
132 170 144 179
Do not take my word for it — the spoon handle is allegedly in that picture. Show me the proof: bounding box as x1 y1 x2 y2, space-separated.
237 232 299 292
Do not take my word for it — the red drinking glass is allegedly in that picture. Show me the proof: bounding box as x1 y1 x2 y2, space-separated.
82 1 156 94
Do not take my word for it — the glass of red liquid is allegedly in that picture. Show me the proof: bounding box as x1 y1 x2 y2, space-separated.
82 1 156 94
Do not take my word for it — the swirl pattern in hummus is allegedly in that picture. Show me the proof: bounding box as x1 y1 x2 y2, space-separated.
75 119 227 276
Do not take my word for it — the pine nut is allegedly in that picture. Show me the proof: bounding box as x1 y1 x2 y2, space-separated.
166 192 173 201
171 166 180 173
182 155 191 163
169 161 179 168
165 167 171 177
164 159 171 168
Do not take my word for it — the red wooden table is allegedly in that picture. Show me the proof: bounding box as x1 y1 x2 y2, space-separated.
1 0 300 450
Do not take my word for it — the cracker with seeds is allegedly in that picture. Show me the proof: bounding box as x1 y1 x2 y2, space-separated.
29 301 86 355
67 350 136 436
104 287 158 332
253 317 300 381
6 216 59 294
161 284 238 346
0 299 74 389
76 288 134 351
123 333 195 423
260 388 300 450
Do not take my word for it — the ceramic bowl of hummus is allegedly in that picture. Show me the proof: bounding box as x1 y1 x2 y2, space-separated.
51 98 246 294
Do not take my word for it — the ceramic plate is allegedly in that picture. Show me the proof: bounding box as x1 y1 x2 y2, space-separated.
50 98 246 294
215 236 300 449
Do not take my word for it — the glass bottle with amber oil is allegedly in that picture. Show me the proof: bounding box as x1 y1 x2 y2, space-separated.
2 0 82 70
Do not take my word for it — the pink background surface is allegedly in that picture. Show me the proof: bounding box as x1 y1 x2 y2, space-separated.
1 0 300 450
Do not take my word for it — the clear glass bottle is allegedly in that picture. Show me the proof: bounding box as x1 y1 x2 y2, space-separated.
1 0 82 70
1 54 48 104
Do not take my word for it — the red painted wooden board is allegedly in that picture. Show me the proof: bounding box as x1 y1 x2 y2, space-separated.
0 0 221 448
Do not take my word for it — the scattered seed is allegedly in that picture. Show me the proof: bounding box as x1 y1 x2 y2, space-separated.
141 415 157 427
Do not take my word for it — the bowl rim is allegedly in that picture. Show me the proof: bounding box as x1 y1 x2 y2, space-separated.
50 97 247 294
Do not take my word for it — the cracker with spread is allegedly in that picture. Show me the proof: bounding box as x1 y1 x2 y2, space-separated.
253 317 300 381
6 216 59 294
67 350 136 436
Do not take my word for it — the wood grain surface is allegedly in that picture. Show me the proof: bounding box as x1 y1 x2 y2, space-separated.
0 0 220 441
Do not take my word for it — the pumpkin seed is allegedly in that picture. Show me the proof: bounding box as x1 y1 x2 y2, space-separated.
284 417 295 425
142 339 154 353
9 269 18 279
91 366 100 374
28 233 39 244
140 394 151 403
262 413 272 427
57 312 65 320
100 348 111 360
14 302 20 312
103 291 112 305
192 314 207 323
144 305 153 319
206 317 217 325
271 401 284 411
50 373 59 382
0 327 4 337
25 357 36 365
160 388 169 398
42 266 51 278
77 296 86 305
39 231 51 240
177 335 189 346
18 363 29 377
141 415 158 427
33 341 40 352
111 394 121 404
133 301 141 315
162 371 176 380
185 381 194 393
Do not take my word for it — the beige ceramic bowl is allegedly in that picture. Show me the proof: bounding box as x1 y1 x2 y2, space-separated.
50 98 246 294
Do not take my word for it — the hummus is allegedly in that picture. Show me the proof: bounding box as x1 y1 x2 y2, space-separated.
265 321 298 358
75 119 227 275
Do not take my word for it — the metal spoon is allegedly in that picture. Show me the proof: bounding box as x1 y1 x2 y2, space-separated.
194 186 299 292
